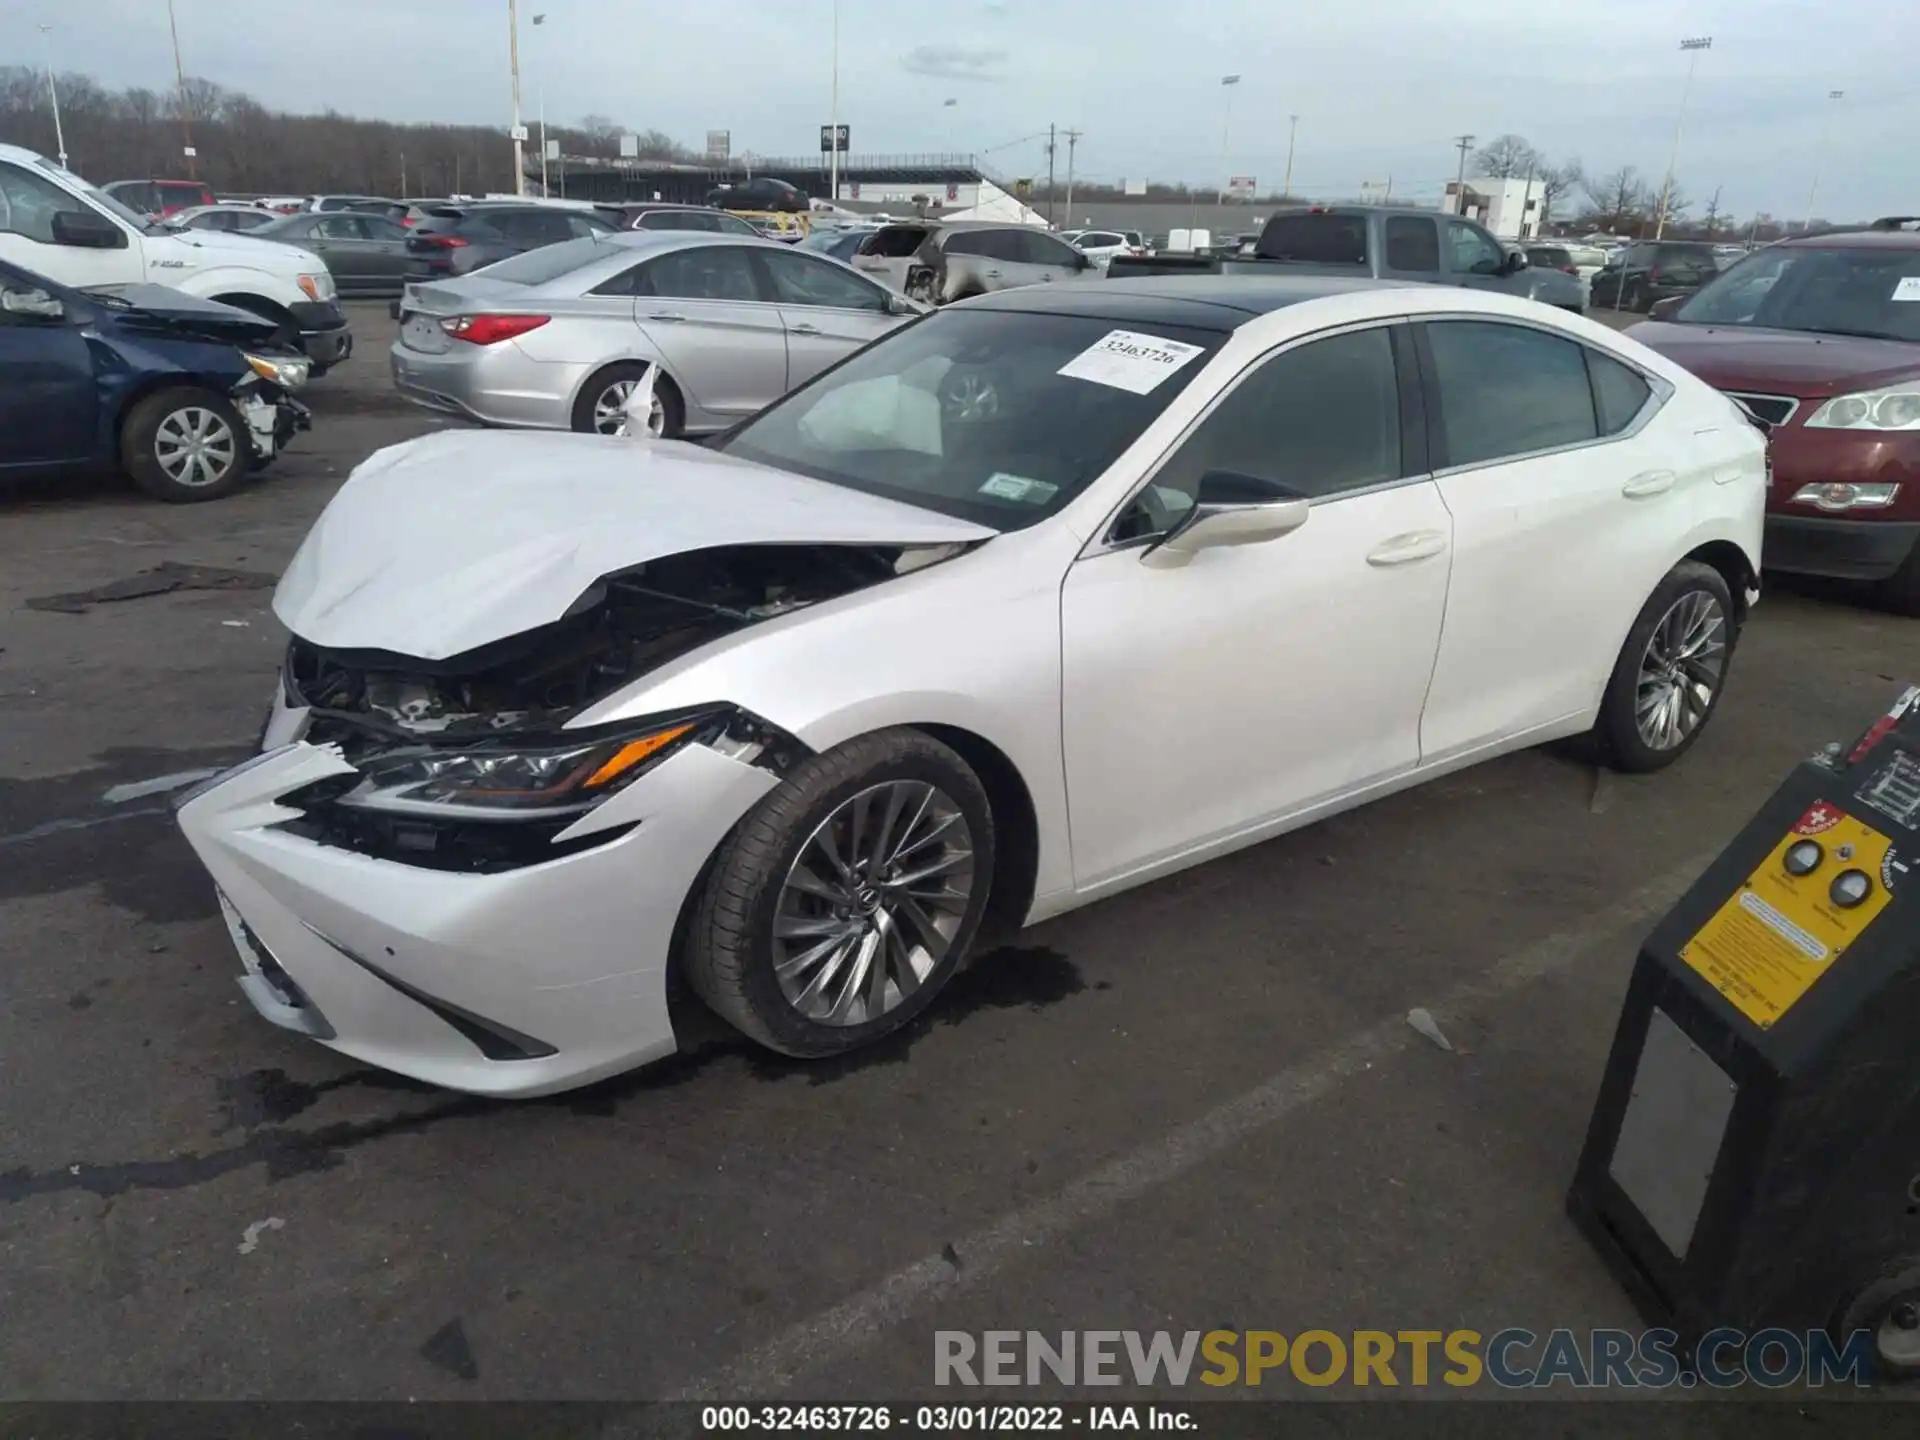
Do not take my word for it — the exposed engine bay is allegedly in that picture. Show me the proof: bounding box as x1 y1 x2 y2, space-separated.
286 542 964 746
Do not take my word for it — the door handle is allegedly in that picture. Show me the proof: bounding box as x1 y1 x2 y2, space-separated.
983 269 1002 278
645 312 687 323
789 322 822 335
1040 274 1055 282
1366 530 1448 567
1622 470 1677 498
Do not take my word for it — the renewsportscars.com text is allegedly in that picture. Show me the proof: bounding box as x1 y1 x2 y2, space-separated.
934 1328 1875 1389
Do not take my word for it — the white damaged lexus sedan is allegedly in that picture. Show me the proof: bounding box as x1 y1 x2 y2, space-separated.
176 277 1766 1096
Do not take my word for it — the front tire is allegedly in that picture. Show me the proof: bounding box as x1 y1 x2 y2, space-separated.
685 729 996 1057
120 388 252 502
1591 561 1735 773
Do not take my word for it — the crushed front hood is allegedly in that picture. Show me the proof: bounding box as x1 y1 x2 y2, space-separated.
88 284 282 346
274 430 994 660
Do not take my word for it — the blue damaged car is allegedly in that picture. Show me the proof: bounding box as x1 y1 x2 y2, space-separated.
0 258 309 502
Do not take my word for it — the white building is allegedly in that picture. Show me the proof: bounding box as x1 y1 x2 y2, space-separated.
1441 176 1548 240
835 176 1047 226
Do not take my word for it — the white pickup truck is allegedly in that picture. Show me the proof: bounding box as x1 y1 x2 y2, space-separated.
0 144 353 373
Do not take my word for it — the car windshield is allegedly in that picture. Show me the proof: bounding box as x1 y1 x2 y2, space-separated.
718 308 1225 531
1674 244 1920 342
34 158 160 234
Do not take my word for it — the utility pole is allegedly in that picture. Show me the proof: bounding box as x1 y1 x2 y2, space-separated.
1283 114 1298 198
1654 36 1712 239
1063 128 1082 224
1217 74 1241 204
1452 134 1474 215
828 0 841 204
508 0 526 197
400 150 407 197
166 0 196 178
532 13 548 196
1803 90 1844 232
37 25 67 169
1044 123 1056 226
1519 153 1535 238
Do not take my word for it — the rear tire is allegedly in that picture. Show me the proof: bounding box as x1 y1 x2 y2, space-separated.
685 728 996 1058
1591 561 1736 773
120 388 252 503
571 362 684 438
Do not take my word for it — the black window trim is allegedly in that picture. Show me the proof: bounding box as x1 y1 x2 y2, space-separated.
1087 315 1428 556
1409 314 1673 475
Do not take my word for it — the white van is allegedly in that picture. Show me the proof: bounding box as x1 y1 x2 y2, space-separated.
0 145 353 373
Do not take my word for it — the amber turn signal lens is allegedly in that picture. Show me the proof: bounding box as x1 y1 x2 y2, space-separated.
583 724 695 788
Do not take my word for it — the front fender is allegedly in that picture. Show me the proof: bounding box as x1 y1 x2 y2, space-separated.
172 267 307 310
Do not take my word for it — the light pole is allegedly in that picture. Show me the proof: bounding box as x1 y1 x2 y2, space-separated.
1216 74 1241 204
507 0 527 197
944 97 957 158
166 0 196 178
1804 89 1844 231
828 0 841 204
1654 36 1712 239
1283 113 1298 198
531 12 548 196
36 25 67 169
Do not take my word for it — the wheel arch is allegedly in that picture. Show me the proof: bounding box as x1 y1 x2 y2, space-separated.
108 374 244 453
1683 537 1758 629
569 355 687 427
664 719 1044 996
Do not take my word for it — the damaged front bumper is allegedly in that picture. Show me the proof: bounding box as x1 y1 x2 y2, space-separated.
174 711 781 1097
233 381 310 465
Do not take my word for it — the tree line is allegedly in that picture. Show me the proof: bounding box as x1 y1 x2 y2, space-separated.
0 66 693 197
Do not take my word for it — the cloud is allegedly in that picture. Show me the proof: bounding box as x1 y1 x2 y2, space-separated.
983 2 1011 14
899 44 1010 83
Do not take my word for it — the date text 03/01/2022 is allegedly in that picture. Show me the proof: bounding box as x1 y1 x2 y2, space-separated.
700 1404 1195 1431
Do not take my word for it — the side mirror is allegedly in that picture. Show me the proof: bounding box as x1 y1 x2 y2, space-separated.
1502 248 1529 274
52 208 128 249
1648 295 1685 321
0 287 65 320
885 292 917 316
1151 471 1311 560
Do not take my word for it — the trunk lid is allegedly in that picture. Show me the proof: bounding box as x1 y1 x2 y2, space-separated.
274 430 995 659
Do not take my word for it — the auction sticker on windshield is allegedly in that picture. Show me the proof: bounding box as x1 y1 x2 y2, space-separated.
1892 276 1920 302
1057 330 1205 395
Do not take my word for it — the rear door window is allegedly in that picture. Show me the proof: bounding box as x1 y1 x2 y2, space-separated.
639 245 766 302
1384 217 1440 272
1020 230 1085 267
1588 351 1653 435
864 226 931 258
1423 320 1599 466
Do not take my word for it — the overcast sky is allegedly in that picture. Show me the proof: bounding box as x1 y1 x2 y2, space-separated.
7 0 1912 221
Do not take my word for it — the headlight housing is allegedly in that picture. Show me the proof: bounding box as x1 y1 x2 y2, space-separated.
296 270 336 303
339 720 697 820
242 351 310 390
1805 386 1920 432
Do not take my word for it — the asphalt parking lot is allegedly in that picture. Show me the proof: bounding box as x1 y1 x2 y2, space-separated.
2 300 1916 1405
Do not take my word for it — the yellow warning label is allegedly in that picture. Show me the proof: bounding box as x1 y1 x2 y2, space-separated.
1681 801 1895 1028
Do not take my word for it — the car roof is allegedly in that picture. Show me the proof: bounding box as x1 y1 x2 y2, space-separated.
962 275 1423 327
1777 228 1920 251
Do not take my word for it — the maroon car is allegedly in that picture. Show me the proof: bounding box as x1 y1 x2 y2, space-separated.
1629 219 1920 613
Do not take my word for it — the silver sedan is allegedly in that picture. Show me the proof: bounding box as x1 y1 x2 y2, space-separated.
389 230 920 438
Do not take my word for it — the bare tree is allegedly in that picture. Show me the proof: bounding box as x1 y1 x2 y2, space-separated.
1539 158 1584 226
1699 185 1724 239
1583 166 1652 232
1472 133 1540 180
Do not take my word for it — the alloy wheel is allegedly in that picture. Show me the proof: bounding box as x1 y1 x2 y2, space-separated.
1635 590 1728 750
771 780 976 1027
153 407 239 488
597 379 664 436
943 372 1000 423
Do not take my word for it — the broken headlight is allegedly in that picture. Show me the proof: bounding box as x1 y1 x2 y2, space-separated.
339 718 698 820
